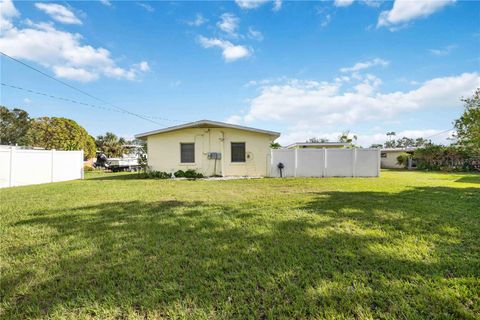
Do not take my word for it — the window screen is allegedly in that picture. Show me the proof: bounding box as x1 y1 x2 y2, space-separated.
231 142 246 162
180 143 195 163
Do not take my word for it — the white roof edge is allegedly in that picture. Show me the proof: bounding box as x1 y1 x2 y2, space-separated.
285 142 351 148
381 147 418 152
135 120 281 139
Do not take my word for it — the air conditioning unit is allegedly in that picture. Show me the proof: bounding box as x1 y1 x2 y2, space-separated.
207 152 222 160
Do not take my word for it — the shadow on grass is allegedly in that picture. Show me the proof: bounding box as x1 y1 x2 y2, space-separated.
86 172 147 181
455 175 480 184
2 187 479 319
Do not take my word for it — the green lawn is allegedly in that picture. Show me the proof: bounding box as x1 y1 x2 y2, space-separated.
1 170 479 319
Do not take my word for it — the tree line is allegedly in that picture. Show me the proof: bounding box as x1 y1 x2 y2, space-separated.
0 107 141 159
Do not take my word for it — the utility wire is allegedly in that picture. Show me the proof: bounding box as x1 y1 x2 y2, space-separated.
424 128 454 139
1 82 178 123
0 51 180 126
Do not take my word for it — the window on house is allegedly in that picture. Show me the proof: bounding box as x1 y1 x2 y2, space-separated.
381 152 387 158
180 143 195 163
231 142 246 162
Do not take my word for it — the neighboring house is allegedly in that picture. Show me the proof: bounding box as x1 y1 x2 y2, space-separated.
285 142 351 149
381 147 417 169
135 120 280 177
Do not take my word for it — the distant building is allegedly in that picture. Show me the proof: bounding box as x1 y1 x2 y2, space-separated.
285 142 351 149
381 147 417 169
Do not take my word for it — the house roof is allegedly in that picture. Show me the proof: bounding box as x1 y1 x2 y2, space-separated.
134 119 281 139
285 142 351 148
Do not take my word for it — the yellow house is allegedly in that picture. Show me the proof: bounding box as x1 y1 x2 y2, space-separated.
135 120 280 177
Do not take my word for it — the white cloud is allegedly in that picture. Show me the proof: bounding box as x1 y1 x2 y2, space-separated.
0 2 149 82
429 44 457 56
275 126 454 147
35 3 82 25
321 14 332 28
23 97 32 104
53 66 99 82
137 3 154 12
136 61 150 72
378 0 455 29
247 27 263 41
187 13 207 27
217 13 240 37
361 0 382 8
0 0 19 29
340 58 389 73
229 72 479 145
99 0 111 6
235 0 270 9
273 0 282 11
334 0 354 7
198 36 251 62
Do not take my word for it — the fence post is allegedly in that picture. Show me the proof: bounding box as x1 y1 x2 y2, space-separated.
323 148 327 177
294 148 298 177
9 147 14 187
51 149 55 183
352 148 357 177
377 148 381 177
81 150 84 179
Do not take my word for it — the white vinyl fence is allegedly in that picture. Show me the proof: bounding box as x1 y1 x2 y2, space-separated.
270 148 380 178
0 147 84 188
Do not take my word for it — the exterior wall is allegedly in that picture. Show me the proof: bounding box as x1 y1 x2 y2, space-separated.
381 151 404 169
146 127 275 177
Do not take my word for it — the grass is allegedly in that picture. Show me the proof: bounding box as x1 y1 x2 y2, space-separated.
1 170 479 319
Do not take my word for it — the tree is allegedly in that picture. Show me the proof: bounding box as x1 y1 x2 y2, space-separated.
395 137 415 148
454 88 480 150
414 137 431 147
0 106 31 145
306 137 329 143
95 132 125 157
270 142 282 149
338 131 357 144
24 117 96 159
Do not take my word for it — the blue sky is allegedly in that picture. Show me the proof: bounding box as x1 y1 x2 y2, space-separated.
1 0 479 146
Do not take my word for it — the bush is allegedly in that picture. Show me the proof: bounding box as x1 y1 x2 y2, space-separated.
83 165 94 172
137 169 204 180
414 145 480 172
174 169 204 179
139 170 171 179
396 152 410 168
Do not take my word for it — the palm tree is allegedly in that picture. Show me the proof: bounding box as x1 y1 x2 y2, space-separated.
95 132 125 157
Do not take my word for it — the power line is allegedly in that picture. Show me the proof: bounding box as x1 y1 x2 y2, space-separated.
0 51 180 126
424 128 454 139
1 82 178 123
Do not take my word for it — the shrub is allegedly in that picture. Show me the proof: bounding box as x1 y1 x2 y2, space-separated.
83 164 94 172
414 145 480 172
174 169 204 179
139 170 171 179
396 152 410 168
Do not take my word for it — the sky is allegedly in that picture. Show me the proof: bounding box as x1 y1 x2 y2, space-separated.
0 0 479 147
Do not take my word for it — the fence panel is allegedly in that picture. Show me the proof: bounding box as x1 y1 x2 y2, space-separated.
355 149 380 177
270 148 379 178
270 149 295 177
325 149 354 177
295 149 325 177
0 150 11 188
53 151 84 182
0 147 84 188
